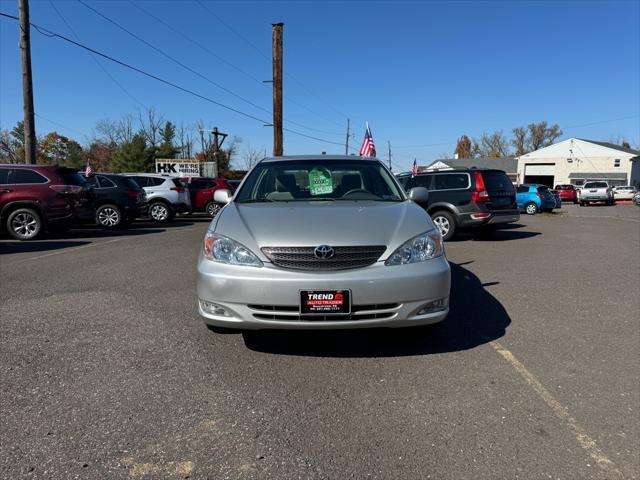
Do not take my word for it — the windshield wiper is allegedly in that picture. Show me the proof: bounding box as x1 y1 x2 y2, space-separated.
238 197 275 203
307 197 336 201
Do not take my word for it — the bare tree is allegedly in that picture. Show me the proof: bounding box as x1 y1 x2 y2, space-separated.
196 120 212 160
138 107 164 148
177 122 195 159
512 127 527 156
242 142 265 170
480 130 510 157
526 121 562 151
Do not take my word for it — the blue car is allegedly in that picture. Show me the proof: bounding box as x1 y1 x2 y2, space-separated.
516 184 557 215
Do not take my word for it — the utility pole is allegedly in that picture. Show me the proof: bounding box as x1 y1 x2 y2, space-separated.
18 0 36 164
345 118 350 155
198 127 227 177
272 23 283 157
387 141 392 170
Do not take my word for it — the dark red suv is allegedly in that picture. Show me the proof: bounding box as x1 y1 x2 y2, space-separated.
0 164 94 240
178 177 234 217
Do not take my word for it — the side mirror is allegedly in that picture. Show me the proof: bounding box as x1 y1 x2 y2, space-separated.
213 189 233 204
408 187 429 205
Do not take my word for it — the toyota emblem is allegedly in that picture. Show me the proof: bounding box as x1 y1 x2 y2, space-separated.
314 245 335 259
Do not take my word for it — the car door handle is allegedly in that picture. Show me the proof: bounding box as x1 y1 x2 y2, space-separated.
0 188 13 193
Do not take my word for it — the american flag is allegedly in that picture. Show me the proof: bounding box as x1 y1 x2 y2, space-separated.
358 123 376 158
411 159 418 178
84 161 93 177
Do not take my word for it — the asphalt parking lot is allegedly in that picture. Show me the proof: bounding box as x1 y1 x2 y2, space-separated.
1 204 638 479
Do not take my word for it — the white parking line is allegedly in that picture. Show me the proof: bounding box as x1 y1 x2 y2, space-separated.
489 341 622 477
3 225 205 266
5 238 122 265
572 214 640 223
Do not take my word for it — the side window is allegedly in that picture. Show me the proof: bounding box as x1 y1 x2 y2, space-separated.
13 169 48 184
434 173 469 190
0 169 10 185
407 175 433 190
132 176 149 187
84 175 98 187
149 177 166 187
97 176 117 188
516 185 529 193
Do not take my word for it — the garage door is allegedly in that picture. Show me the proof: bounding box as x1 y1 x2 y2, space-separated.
525 164 555 176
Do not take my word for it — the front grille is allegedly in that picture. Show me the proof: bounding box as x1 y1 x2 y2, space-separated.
247 303 400 322
261 246 386 271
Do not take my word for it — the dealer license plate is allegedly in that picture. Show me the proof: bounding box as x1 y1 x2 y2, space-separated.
300 290 351 315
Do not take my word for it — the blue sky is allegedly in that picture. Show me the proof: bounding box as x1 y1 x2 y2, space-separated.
1 0 639 171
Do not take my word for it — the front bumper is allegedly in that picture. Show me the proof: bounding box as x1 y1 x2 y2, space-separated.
197 255 451 330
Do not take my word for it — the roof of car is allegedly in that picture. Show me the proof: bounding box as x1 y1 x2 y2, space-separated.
259 155 379 163
121 172 175 177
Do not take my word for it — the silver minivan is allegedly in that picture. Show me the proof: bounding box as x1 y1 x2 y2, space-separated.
197 156 451 330
123 173 191 222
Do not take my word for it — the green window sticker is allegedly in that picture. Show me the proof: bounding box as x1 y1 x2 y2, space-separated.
308 167 333 196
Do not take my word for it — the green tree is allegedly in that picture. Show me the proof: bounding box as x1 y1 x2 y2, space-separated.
111 134 152 172
38 132 84 168
156 121 179 159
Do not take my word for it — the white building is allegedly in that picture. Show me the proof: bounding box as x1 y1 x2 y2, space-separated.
516 138 640 187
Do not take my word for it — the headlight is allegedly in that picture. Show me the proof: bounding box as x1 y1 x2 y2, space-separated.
385 230 444 266
203 232 263 267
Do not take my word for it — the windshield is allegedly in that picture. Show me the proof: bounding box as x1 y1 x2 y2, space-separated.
235 159 405 203
584 182 608 188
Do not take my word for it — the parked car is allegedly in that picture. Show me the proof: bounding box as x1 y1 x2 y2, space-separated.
81 173 147 228
178 177 234 217
0 164 94 240
396 168 519 241
226 179 242 191
554 184 578 203
634 191 640 206
550 189 562 211
198 155 450 331
516 184 557 215
122 174 191 222
579 181 614 206
612 185 638 201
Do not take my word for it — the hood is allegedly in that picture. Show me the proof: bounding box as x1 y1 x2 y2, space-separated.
212 201 435 261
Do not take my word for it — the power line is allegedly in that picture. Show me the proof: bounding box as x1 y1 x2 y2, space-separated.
563 115 639 130
84 0 344 137
0 12 351 150
47 0 147 109
77 0 273 116
35 113 88 137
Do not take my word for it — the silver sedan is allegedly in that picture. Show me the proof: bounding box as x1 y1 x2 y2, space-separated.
197 156 451 330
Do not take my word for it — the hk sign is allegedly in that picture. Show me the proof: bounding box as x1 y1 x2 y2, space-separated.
155 160 200 177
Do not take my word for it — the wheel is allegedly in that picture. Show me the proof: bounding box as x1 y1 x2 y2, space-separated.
148 201 171 222
95 204 122 229
525 202 538 215
6 208 42 240
430 211 456 241
205 201 222 217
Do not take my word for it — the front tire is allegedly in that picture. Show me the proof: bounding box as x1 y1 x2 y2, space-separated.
95 204 122 229
6 208 42 240
525 202 538 215
431 210 456 241
148 201 171 222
